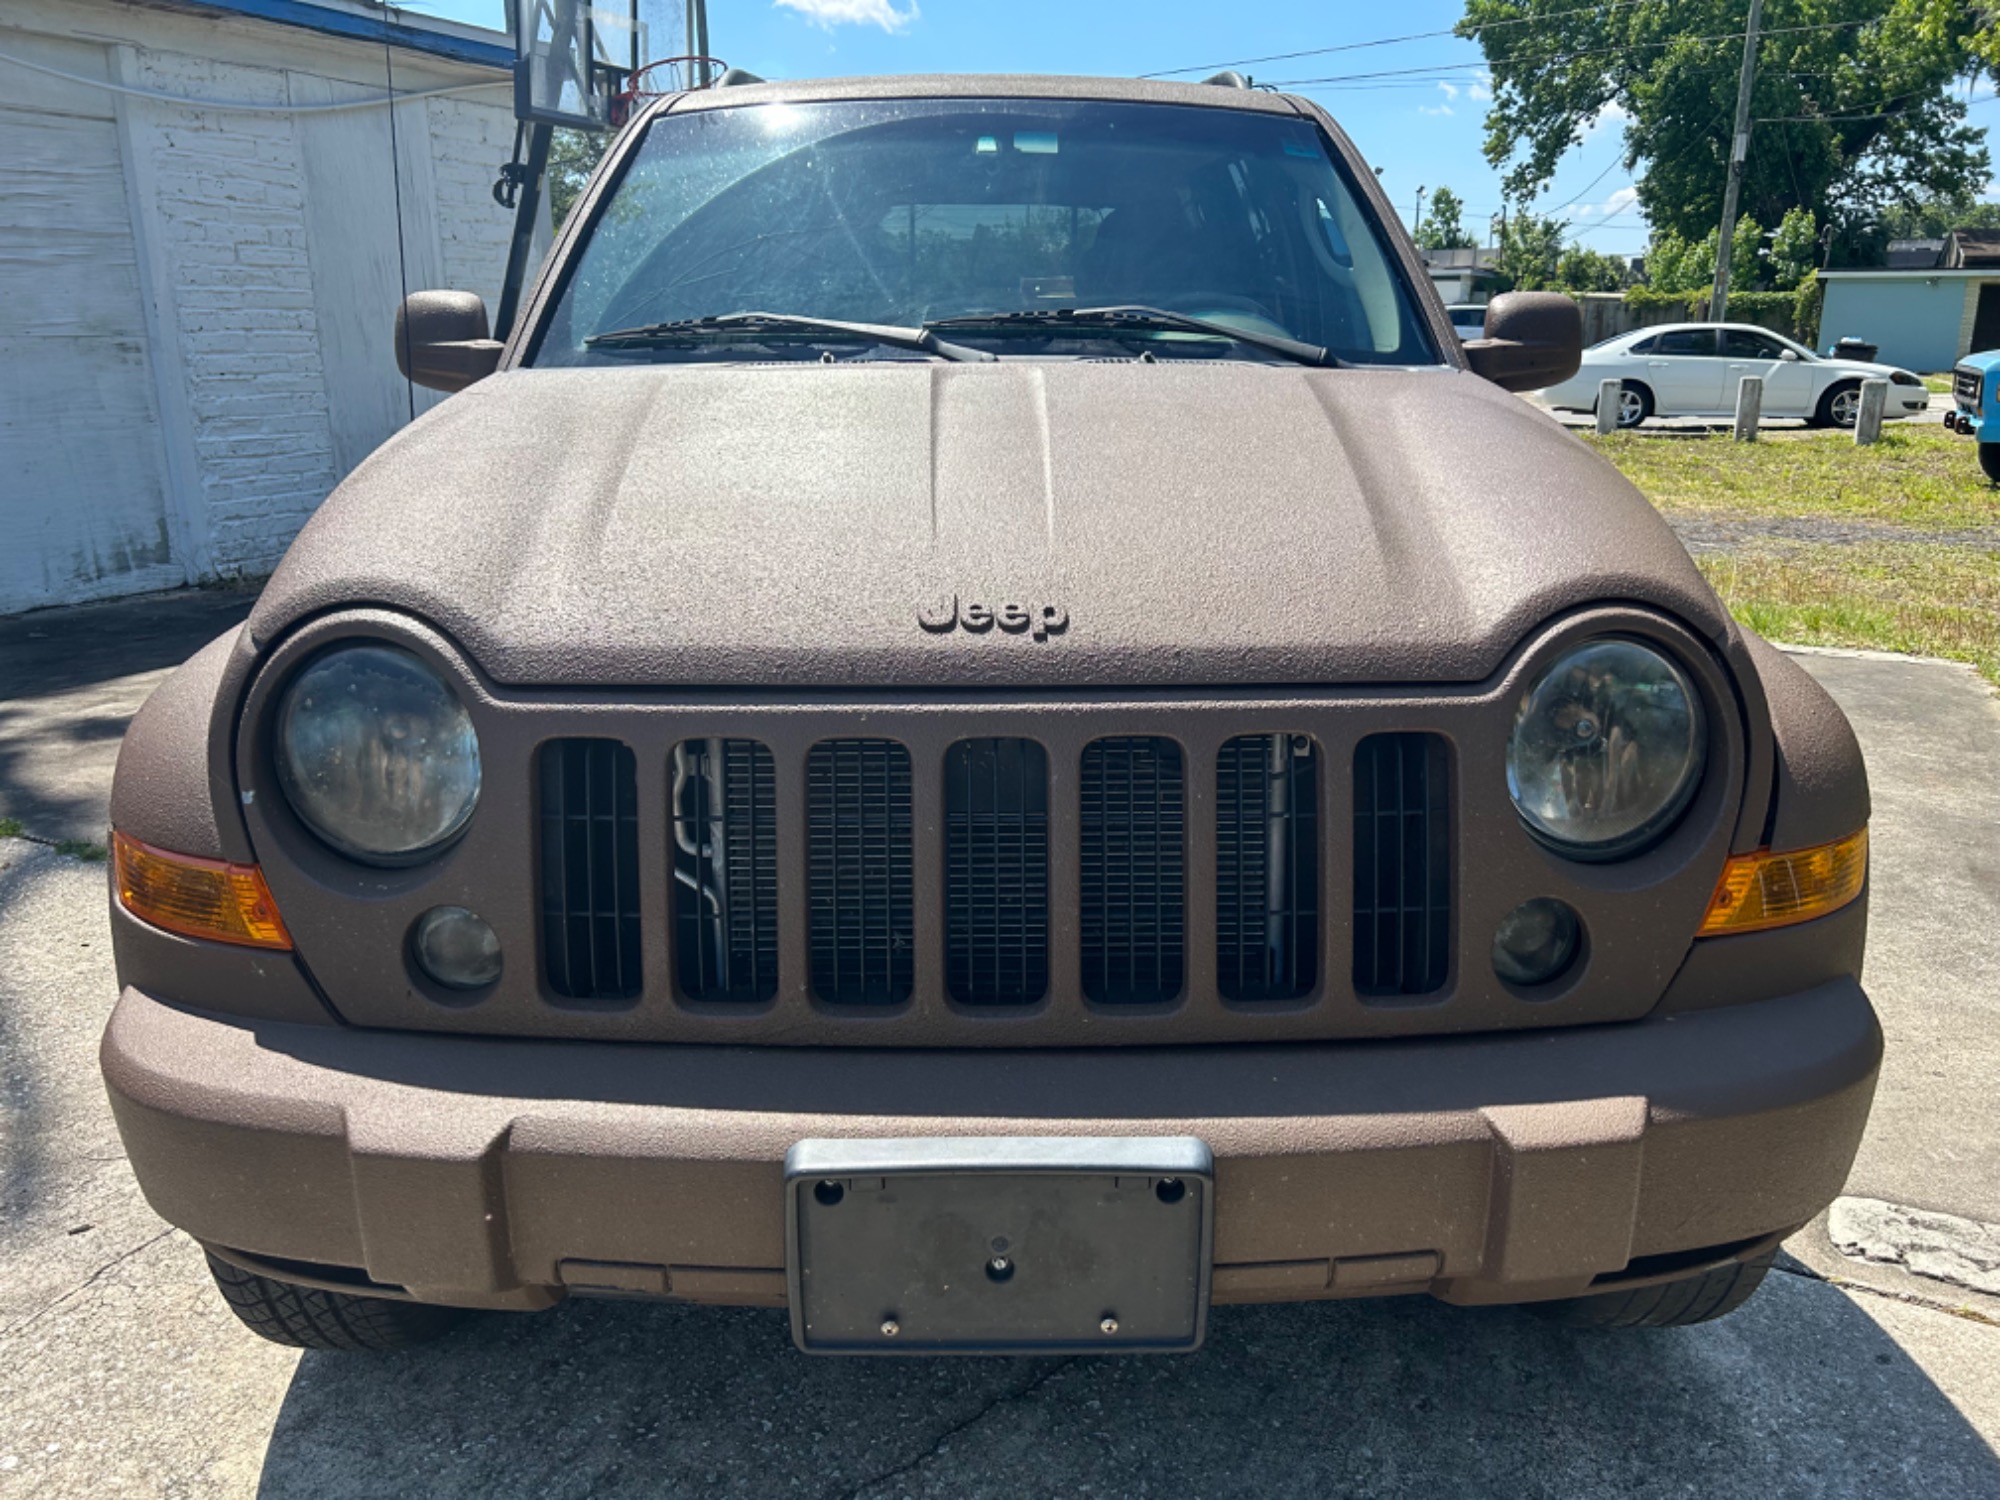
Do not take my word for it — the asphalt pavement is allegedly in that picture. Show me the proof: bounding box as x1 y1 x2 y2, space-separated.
1 596 1997 1498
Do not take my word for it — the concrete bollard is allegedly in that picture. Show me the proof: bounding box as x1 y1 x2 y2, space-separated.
1733 375 1763 442
1595 377 1622 436
1855 378 1889 445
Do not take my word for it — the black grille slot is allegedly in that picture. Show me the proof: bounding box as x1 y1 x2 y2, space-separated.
1352 733 1452 997
1215 734 1319 1001
539 739 642 1001
808 739 914 1005
1080 737 1186 1004
945 738 1050 1006
1955 365 1982 408
672 739 777 1003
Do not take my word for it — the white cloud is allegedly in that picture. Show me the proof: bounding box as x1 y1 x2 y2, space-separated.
1600 184 1640 216
1583 100 1634 138
1419 103 1454 116
1469 69 1494 102
774 0 918 32
1436 81 1461 101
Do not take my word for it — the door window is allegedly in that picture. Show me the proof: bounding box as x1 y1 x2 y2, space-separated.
1721 329 1785 359
1652 329 1717 356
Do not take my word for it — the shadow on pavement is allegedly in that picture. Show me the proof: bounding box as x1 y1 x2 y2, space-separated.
254 1274 1999 1498
0 587 254 843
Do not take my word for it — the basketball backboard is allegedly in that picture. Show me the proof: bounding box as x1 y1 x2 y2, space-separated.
511 0 642 129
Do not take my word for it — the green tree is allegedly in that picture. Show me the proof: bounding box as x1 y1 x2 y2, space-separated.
1644 217 1764 293
548 127 613 226
1416 185 1478 249
1555 243 1626 292
1767 206 1819 289
1459 1 1990 242
1493 208 1569 290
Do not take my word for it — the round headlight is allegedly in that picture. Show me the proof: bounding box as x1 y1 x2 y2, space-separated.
274 644 480 864
1506 638 1704 859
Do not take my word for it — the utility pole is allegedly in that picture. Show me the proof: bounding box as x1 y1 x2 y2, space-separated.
1710 0 1763 322
1414 185 1427 242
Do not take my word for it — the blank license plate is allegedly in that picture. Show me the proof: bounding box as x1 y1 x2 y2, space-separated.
786 1137 1213 1356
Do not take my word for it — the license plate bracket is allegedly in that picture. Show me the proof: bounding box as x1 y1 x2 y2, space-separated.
785 1137 1213 1356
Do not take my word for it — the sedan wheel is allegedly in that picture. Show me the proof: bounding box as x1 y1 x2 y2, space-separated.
1827 386 1862 428
1618 388 1648 428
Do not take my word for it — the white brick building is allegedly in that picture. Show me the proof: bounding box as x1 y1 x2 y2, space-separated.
0 0 546 613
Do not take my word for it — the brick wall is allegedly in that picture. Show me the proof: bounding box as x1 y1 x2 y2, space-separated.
427 96 522 312
132 50 341 578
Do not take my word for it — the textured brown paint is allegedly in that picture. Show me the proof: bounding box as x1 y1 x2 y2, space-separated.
100 74 1881 1322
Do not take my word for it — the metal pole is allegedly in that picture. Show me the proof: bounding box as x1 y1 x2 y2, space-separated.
494 120 553 337
1710 0 1763 322
1414 185 1426 241
693 0 711 86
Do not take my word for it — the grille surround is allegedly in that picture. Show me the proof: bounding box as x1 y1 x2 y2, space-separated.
1955 365 1983 410
239 606 1750 1046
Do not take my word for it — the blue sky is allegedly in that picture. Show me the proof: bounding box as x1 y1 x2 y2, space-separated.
404 0 1997 256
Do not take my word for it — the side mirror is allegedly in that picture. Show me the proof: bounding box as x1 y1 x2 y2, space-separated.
394 291 503 393
1780 349 1801 362
1463 292 1584 392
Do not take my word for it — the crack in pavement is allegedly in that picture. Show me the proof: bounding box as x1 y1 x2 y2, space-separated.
1772 1254 2000 1328
827 1357 1078 1500
0 1226 177 1343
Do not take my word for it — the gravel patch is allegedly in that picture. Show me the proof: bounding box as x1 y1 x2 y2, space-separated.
1668 515 2000 553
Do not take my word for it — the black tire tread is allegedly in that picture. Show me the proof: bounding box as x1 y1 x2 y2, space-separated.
1979 444 2000 484
206 1251 465 1351
1528 1250 1775 1329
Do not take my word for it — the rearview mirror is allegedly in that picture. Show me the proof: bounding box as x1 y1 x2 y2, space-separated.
394 291 503 393
1463 292 1584 392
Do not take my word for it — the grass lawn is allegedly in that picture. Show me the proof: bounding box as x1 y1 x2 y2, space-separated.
1586 426 2000 532
1696 543 2000 684
1588 428 2000 685
1922 372 1955 396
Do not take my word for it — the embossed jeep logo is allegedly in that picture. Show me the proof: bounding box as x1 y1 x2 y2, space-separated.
918 595 1068 641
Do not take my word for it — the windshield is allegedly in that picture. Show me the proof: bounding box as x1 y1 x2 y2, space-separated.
531 98 1440 367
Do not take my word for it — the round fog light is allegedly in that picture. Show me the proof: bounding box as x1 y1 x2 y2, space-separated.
1493 898 1581 988
412 905 502 991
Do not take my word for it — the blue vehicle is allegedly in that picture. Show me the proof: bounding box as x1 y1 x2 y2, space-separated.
1948 350 2000 482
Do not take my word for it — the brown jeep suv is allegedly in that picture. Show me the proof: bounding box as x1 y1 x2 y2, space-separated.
102 74 1877 1355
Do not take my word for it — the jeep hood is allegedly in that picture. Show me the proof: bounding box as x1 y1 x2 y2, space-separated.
251 362 1726 689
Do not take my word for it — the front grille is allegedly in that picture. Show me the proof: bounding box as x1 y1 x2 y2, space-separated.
539 738 642 1000
1080 737 1186 1004
808 739 915 1005
945 737 1050 1006
1956 365 1983 410
671 739 777 1003
1351 733 1452 997
1215 734 1320 1001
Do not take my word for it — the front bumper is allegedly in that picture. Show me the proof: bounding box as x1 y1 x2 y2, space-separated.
103 979 1881 1311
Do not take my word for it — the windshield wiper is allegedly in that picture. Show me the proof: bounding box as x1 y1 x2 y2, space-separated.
925 306 1342 367
584 311 994 362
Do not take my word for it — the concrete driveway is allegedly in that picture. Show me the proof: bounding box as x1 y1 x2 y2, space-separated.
1 596 1997 1497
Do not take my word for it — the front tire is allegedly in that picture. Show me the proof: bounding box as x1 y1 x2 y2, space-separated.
1980 444 2000 484
1813 382 1862 429
1525 1250 1776 1329
206 1251 467 1351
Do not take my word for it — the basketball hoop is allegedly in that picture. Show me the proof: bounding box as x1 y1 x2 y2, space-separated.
610 53 728 125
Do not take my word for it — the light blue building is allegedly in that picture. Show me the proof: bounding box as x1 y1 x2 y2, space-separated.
1817 268 2000 372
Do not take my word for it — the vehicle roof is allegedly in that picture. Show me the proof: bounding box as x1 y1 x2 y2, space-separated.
1618 322 1799 337
658 73 1308 119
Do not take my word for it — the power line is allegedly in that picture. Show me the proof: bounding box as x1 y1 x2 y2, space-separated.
1543 154 1626 215
1264 16 1900 90
1138 0 1649 80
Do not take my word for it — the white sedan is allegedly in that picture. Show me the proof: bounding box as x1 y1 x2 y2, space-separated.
1537 322 1930 429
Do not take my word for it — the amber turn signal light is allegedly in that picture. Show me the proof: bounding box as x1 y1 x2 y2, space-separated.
112 831 293 950
1698 828 1868 937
